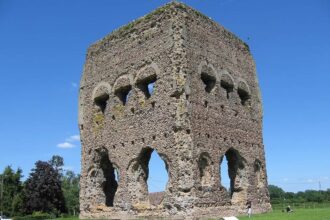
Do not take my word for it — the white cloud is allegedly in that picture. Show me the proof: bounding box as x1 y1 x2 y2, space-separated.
57 134 80 149
57 142 75 148
66 134 80 142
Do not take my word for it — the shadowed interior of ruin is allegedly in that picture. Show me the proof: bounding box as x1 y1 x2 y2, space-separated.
137 75 157 99
115 85 132 105
220 75 234 99
94 93 109 113
220 148 246 198
237 82 251 106
99 149 118 207
201 71 216 93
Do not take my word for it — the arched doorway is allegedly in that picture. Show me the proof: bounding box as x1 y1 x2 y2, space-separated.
127 147 169 206
219 148 248 204
97 148 118 207
148 150 169 193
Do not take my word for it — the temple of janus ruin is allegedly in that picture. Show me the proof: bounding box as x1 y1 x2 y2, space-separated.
79 2 271 219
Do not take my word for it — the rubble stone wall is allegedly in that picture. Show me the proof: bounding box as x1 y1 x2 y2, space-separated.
79 2 271 219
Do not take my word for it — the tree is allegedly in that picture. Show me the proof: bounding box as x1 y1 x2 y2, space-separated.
326 189 330 202
268 185 285 204
49 155 64 171
62 171 80 216
294 191 306 203
23 161 66 215
0 166 23 216
304 190 324 203
284 192 295 202
268 185 285 199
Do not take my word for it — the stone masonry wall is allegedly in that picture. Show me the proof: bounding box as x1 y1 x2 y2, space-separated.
79 2 271 219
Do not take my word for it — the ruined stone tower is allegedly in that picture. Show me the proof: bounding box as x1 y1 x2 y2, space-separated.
79 2 271 219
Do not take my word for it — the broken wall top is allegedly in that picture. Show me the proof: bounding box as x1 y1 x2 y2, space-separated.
80 2 251 87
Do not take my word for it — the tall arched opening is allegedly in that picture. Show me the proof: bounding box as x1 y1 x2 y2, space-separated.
127 147 169 206
97 148 118 207
219 148 248 204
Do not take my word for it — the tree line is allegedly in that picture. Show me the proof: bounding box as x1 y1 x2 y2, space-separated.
268 184 330 204
0 155 79 218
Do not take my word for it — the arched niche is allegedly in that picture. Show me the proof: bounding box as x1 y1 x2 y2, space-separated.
92 82 111 113
237 80 251 106
88 147 119 207
113 75 132 105
219 71 234 99
135 63 159 99
198 152 214 187
199 63 217 93
219 148 248 205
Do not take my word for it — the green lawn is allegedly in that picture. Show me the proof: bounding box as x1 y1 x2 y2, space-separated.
239 208 330 220
53 208 330 220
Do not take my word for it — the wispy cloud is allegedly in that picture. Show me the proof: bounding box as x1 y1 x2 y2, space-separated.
66 135 80 142
57 142 75 148
71 82 78 88
304 177 330 184
57 134 80 149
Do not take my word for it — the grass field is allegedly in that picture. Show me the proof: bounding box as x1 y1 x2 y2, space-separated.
239 208 330 220
53 208 330 220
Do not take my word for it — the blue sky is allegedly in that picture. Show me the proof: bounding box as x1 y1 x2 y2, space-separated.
0 0 329 193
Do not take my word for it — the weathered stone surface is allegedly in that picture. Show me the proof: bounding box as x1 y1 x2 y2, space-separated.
79 2 271 219
149 192 165 206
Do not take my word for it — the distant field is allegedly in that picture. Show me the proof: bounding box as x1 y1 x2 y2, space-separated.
53 208 330 220
239 208 330 220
